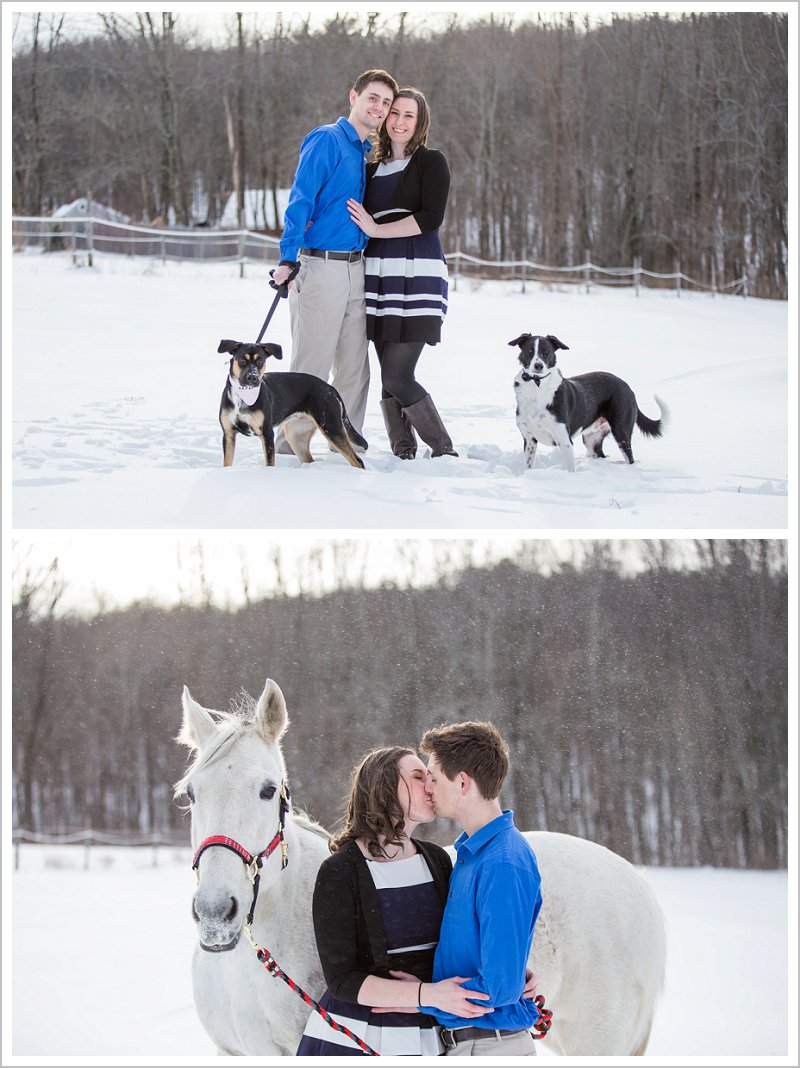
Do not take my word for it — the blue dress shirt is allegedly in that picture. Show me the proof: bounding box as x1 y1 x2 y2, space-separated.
426 811 543 1032
279 117 372 262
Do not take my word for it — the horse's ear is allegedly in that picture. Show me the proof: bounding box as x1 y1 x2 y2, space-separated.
255 678 289 743
178 686 218 749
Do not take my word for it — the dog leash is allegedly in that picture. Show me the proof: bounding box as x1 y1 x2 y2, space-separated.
254 266 298 344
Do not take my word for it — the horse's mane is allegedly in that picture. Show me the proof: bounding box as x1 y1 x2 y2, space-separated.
291 809 329 839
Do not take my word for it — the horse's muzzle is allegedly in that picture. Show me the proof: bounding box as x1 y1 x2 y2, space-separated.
199 931 241 953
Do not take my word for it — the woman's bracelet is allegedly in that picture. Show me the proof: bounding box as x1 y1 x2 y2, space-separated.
417 981 423 1006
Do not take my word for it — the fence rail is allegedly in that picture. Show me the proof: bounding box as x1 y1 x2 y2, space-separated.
12 828 189 869
12 214 279 265
11 215 748 296
13 828 186 846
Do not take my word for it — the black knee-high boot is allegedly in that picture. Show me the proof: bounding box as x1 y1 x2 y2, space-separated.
380 397 417 459
401 395 458 457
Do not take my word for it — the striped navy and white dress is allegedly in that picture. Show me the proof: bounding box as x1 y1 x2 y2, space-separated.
363 158 449 345
296 853 444 1056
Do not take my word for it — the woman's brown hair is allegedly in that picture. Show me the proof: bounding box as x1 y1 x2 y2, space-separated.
374 88 431 163
329 746 415 858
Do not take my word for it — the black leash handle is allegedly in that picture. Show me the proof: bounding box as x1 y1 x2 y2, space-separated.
254 263 301 344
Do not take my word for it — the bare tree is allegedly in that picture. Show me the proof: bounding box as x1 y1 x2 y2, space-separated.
13 13 64 213
12 555 66 828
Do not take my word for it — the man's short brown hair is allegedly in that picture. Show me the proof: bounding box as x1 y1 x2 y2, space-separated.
352 69 398 96
420 721 509 800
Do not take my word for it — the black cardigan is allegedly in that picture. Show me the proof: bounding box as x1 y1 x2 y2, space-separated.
311 837 453 1003
366 146 451 234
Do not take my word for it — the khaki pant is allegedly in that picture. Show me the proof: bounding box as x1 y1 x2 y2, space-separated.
442 1029 537 1057
277 253 370 450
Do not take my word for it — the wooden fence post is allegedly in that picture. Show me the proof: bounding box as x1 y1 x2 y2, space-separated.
87 190 94 267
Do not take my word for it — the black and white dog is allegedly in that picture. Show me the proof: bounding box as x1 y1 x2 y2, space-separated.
218 339 367 469
510 333 665 471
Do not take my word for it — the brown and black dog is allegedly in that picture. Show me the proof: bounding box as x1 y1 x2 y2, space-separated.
218 339 367 469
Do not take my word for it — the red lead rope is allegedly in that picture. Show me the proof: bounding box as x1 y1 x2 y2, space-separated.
531 994 553 1038
247 931 380 1056
244 926 553 1056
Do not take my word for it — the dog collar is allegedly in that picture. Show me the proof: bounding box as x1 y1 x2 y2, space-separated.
229 375 261 406
521 371 551 386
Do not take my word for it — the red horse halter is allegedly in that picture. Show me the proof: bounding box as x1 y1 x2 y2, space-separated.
192 780 291 925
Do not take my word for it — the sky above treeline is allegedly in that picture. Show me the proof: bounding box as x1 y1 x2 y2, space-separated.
11 534 757 616
6 3 710 54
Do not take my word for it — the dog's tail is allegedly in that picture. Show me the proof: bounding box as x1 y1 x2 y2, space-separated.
343 414 368 452
637 394 668 439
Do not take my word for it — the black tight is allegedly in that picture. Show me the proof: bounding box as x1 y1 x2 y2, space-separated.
374 340 427 408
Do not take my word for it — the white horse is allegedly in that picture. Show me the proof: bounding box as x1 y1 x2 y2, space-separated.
177 678 666 1056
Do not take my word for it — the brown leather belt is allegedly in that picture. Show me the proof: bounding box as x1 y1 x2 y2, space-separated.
299 247 364 262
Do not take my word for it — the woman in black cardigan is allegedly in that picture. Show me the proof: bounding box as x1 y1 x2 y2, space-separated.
348 88 457 459
295 746 492 1056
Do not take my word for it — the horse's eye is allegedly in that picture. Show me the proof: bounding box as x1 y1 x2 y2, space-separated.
260 784 277 800
186 783 195 803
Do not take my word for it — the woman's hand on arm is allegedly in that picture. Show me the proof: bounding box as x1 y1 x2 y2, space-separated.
346 199 422 239
346 199 379 238
425 978 493 1018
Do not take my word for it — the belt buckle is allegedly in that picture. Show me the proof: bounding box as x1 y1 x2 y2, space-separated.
439 1028 457 1050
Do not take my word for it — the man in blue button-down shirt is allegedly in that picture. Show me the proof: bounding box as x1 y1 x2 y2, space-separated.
271 70 397 452
419 721 543 1057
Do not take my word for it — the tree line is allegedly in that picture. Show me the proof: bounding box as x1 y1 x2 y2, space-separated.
11 10 788 297
12 539 788 869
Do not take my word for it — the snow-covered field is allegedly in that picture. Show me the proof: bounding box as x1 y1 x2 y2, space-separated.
10 251 789 530
7 844 791 1062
